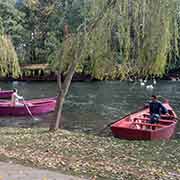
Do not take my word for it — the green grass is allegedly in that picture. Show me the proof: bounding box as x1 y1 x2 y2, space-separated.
0 128 179 180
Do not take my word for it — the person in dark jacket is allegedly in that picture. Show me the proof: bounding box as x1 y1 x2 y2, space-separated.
148 95 168 124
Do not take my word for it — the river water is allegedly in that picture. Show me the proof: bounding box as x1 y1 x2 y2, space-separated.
0 80 180 135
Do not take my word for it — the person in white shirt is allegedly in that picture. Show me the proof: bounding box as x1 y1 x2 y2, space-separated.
11 89 23 106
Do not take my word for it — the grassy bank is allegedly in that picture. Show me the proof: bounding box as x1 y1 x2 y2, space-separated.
0 128 179 180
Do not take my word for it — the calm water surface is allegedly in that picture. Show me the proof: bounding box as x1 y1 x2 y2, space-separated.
0 80 179 135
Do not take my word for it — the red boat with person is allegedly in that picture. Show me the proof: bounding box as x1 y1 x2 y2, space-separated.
0 90 13 99
111 101 177 140
0 97 56 116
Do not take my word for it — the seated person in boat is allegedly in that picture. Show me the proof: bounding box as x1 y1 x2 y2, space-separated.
147 95 168 124
11 89 24 106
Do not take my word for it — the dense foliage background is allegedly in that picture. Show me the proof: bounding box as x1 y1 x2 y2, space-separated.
0 0 180 79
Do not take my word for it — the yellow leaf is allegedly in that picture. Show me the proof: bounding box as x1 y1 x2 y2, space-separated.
42 177 48 180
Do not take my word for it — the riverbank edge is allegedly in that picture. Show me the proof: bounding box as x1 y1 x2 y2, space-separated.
0 128 179 180
1 69 180 82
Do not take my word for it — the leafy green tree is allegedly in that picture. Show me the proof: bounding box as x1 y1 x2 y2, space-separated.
16 0 86 64
0 0 25 50
0 18 21 77
49 0 117 131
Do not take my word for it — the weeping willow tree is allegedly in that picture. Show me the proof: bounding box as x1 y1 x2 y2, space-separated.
24 0 39 8
49 0 179 131
0 18 21 77
82 0 179 78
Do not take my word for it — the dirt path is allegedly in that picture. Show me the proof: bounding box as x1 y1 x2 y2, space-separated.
0 162 85 180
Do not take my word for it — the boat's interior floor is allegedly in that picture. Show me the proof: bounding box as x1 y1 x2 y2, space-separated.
118 112 175 130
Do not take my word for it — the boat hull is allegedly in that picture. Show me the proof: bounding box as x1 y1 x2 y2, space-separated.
111 123 177 140
0 98 56 116
111 102 177 140
0 90 13 99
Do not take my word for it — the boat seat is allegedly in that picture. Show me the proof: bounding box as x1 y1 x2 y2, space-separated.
159 119 174 123
134 117 174 123
134 117 149 122
143 113 150 117
160 115 175 120
143 114 175 120
133 122 165 127
131 122 165 130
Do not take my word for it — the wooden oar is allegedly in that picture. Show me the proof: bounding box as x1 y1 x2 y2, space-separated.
97 106 147 135
22 98 39 121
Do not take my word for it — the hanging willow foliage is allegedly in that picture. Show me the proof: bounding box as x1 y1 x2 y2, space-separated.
53 0 179 80
24 0 39 9
0 35 21 77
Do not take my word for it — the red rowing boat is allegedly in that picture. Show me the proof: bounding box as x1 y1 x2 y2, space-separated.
0 90 13 99
111 102 177 140
0 97 56 116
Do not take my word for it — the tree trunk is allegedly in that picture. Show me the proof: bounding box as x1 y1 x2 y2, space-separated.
49 63 77 131
49 0 118 131
49 91 65 131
